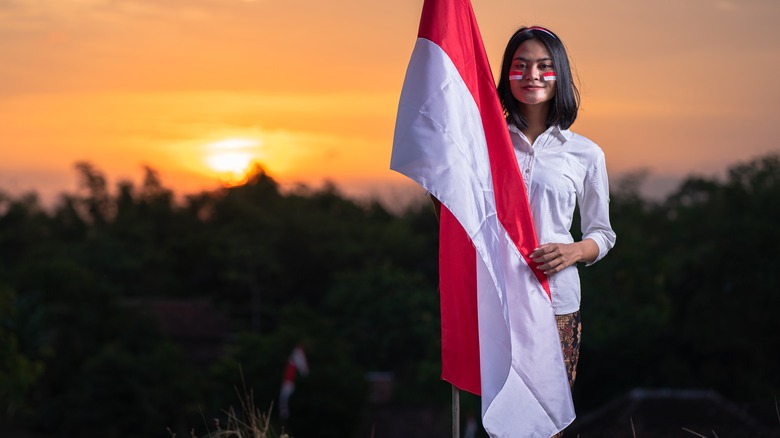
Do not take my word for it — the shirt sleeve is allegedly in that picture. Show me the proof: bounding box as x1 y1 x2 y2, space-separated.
578 148 616 265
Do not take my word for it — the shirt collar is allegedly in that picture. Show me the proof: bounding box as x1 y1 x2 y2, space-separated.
507 123 572 143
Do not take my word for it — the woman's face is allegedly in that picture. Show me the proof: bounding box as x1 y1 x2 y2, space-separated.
509 39 556 107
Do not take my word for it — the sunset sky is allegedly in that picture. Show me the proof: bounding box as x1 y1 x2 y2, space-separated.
2 0 779 207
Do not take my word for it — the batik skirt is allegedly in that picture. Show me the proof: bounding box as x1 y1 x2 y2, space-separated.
555 310 582 388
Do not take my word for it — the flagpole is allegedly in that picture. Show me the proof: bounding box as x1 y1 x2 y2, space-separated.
452 386 460 438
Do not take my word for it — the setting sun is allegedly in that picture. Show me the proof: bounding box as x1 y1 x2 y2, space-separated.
204 138 262 185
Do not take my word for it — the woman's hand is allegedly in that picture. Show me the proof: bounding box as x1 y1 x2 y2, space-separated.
529 239 599 275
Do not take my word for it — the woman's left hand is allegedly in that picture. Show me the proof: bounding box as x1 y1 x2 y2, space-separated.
529 243 582 275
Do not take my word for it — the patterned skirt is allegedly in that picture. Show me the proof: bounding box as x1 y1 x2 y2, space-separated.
555 310 582 388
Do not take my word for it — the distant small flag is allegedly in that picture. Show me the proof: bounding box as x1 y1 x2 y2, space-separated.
543 71 557 81
509 70 524 81
279 345 308 421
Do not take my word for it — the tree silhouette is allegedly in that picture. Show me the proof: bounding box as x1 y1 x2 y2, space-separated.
1 155 778 436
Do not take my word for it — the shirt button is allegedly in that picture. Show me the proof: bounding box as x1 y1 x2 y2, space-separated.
525 168 531 174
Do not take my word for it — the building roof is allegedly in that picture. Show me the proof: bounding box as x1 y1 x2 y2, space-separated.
568 388 778 437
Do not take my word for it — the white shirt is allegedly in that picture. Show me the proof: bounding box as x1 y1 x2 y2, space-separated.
508 123 616 314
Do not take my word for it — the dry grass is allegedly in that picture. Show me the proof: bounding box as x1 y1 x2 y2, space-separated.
206 396 278 438
205 372 289 438
169 368 290 438
168 396 287 438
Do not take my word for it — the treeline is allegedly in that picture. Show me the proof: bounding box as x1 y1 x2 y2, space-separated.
2 154 780 436
1 163 441 437
576 153 780 419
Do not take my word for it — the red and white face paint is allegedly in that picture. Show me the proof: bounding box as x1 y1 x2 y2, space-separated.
509 70 524 81
509 70 556 81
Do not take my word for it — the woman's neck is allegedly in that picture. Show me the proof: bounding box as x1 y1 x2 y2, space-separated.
520 104 549 145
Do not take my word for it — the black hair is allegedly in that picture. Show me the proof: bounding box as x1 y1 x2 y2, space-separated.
496 26 580 130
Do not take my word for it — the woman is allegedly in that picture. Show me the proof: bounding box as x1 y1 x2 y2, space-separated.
496 26 617 389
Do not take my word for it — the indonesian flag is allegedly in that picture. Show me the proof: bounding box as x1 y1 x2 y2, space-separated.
390 0 575 436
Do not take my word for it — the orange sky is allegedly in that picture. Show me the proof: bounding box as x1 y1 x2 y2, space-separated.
2 0 779 206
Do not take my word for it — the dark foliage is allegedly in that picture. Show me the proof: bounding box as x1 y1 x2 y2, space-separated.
2 154 780 436
576 153 780 427
0 163 440 437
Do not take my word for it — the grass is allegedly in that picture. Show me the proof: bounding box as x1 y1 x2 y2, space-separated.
169 368 290 438
168 394 288 438
204 392 281 438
